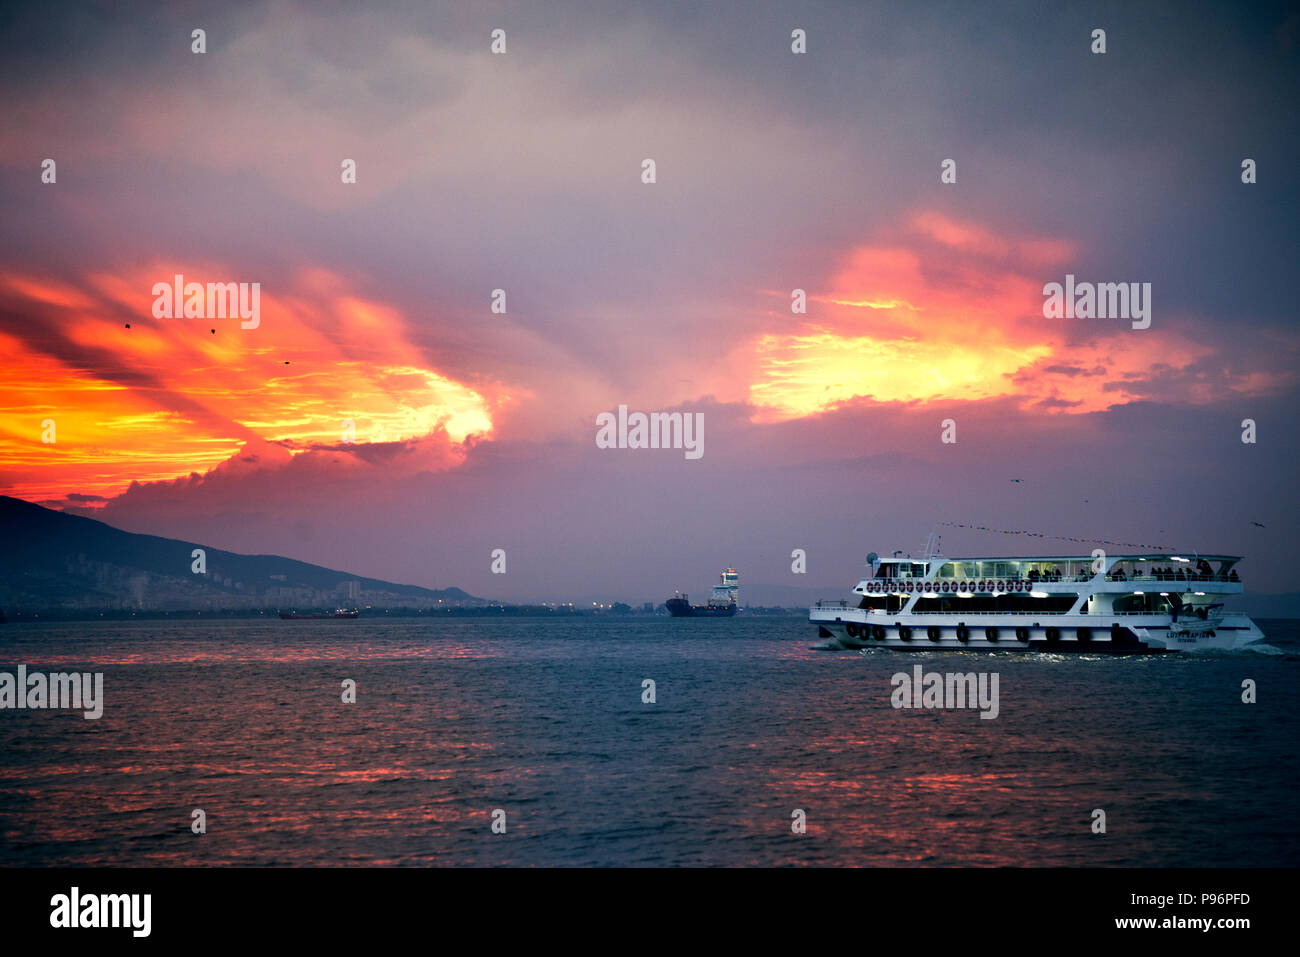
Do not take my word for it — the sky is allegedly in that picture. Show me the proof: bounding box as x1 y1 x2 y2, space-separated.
1 0 1297 602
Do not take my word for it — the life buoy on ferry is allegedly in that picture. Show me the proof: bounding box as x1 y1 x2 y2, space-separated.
898 626 912 641
997 580 1006 591
985 627 998 641
956 623 969 641
872 625 886 641
927 625 941 641
1015 626 1030 642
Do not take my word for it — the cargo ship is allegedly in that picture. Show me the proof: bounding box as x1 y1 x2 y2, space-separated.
666 569 739 617
278 608 359 620
811 548 1264 653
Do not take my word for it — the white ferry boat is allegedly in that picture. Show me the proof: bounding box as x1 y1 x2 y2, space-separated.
810 549 1264 653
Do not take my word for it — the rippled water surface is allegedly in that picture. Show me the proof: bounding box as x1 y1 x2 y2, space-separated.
1 617 1296 866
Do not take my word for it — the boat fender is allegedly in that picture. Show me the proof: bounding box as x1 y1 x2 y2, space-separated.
956 623 969 641
1015 626 1030 642
927 625 941 641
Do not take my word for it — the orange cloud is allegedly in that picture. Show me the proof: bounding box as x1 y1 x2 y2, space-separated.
747 212 1286 421
0 267 502 504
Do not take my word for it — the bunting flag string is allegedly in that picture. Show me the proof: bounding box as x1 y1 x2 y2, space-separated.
938 522 1174 551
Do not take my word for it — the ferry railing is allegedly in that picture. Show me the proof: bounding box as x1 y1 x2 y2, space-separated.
863 573 1237 585
1104 573 1235 583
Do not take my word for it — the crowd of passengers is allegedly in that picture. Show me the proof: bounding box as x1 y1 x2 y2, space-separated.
1107 560 1237 582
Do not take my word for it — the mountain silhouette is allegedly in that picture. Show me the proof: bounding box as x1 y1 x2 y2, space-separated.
0 495 476 613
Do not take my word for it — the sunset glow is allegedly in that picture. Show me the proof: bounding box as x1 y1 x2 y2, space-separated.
0 269 497 503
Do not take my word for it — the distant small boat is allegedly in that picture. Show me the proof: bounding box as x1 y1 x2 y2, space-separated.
666 569 740 617
279 608 359 620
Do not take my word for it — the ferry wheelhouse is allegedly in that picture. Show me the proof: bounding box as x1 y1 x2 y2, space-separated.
810 553 1264 652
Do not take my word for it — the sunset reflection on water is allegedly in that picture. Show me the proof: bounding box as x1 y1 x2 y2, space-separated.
0 618 1296 867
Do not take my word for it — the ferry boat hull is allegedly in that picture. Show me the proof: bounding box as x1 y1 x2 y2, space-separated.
810 608 1264 653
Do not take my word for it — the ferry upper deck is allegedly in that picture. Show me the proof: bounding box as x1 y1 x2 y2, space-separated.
863 554 1241 585
837 554 1244 617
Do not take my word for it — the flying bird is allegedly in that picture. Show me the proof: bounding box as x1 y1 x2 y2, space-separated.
1010 478 1024 484
1252 521 1265 528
